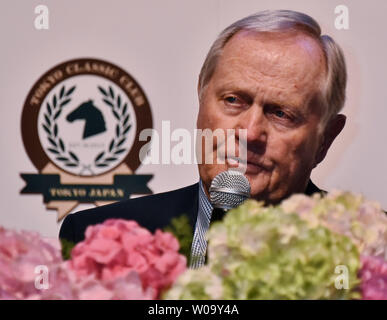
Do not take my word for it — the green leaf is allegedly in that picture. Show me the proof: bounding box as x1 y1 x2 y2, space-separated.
53 124 58 137
60 98 71 107
48 138 57 147
69 151 79 162
108 139 115 152
59 86 65 99
42 124 51 135
57 157 69 161
122 103 127 115
109 86 114 99
113 110 120 120
46 102 52 115
95 151 105 162
103 98 114 108
66 86 76 96
123 124 132 134
59 138 65 152
98 86 108 97
96 163 109 167
123 114 130 127
105 157 117 162
60 239 75 260
117 95 121 109
53 109 62 120
65 163 78 167
115 124 120 137
114 148 126 155
163 214 193 261
47 148 59 154
53 95 57 108
44 114 51 127
116 137 126 148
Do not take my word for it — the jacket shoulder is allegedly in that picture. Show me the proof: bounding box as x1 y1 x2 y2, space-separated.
59 183 198 243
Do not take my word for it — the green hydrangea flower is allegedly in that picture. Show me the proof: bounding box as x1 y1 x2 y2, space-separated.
281 191 387 259
166 199 361 300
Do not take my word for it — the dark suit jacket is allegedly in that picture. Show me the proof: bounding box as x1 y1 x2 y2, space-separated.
59 180 323 244
59 183 199 244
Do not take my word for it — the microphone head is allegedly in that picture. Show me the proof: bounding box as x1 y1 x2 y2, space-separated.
209 170 251 210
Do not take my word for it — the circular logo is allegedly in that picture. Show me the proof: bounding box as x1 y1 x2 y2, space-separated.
21 58 153 176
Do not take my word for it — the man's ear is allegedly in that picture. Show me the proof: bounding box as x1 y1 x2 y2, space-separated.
313 114 346 167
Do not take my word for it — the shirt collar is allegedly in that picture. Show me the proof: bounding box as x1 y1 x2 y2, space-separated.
198 179 213 221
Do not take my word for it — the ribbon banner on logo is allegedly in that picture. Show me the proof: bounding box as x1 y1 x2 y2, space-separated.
20 174 153 202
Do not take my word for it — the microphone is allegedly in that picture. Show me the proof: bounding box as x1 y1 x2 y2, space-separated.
209 170 251 223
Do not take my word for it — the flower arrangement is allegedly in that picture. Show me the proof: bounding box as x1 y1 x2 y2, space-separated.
281 191 387 259
0 226 62 299
68 219 186 299
1 191 386 300
0 220 186 300
165 191 387 300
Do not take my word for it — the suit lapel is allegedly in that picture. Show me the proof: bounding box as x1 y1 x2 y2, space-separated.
186 183 199 231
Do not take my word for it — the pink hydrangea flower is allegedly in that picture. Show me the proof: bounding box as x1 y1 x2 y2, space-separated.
0 221 185 300
68 219 187 299
43 264 156 300
0 226 63 299
72 270 156 300
359 255 387 300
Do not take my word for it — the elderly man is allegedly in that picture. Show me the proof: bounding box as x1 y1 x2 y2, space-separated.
59 10 347 267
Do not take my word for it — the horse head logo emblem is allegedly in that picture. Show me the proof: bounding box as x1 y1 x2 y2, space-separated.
66 100 106 139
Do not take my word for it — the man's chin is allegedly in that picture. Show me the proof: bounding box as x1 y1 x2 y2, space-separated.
199 164 272 196
248 190 269 203
247 180 283 205
249 186 295 206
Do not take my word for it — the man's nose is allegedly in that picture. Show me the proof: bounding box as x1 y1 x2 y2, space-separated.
236 105 268 145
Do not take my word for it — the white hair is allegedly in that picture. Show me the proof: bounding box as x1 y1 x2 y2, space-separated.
198 10 347 127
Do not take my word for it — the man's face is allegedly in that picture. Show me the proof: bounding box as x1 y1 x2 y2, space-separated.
197 30 328 204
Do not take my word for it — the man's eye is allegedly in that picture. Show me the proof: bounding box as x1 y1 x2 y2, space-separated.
224 96 248 108
274 110 286 118
225 96 239 104
265 105 292 120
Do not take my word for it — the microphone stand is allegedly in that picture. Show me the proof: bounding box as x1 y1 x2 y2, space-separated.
211 207 227 223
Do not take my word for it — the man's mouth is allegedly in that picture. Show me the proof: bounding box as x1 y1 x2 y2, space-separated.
245 161 266 174
226 156 271 174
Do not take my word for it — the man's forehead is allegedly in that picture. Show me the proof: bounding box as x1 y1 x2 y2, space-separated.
211 29 327 104
221 30 325 76
226 29 325 60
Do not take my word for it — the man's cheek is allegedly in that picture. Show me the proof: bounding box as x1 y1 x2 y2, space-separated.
282 142 317 178
198 110 220 130
269 129 310 157
294 138 319 165
267 137 294 160
268 141 304 180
